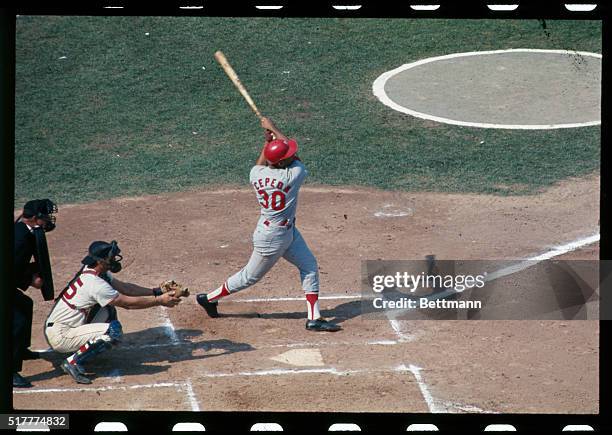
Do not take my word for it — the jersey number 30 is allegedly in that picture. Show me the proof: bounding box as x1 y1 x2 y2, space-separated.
258 190 286 211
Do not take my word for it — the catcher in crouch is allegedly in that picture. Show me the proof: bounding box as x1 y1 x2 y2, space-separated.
197 116 341 332
44 240 189 384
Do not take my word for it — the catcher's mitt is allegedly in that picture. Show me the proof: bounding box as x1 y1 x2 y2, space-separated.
158 280 190 298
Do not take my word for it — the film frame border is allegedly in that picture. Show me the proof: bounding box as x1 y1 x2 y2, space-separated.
1 0 609 432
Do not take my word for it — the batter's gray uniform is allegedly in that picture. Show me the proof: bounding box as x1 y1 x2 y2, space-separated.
212 160 319 299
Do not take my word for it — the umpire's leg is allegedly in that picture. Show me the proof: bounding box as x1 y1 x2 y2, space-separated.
13 290 34 380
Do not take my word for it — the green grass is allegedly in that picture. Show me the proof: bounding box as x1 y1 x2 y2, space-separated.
15 17 601 206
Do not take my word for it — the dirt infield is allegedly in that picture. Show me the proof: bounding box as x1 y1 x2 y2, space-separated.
13 174 599 414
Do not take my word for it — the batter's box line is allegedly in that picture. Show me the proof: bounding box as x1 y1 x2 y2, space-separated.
13 376 200 412
14 366 492 414
384 231 600 337
13 381 185 395
228 294 361 303
405 364 497 414
13 365 413 394
158 306 199 411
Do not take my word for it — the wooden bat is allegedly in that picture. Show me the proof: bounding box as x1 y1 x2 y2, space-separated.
214 50 262 119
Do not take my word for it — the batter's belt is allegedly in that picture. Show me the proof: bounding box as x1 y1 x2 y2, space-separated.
263 217 295 229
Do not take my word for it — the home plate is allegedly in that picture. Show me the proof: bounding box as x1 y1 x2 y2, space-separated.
270 349 325 367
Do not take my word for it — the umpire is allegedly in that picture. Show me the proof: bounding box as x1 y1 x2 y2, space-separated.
13 199 58 388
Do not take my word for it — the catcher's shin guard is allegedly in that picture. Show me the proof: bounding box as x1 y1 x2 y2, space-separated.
107 320 123 343
65 320 122 367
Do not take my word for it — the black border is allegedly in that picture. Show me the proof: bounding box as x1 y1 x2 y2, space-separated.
2 1 609 432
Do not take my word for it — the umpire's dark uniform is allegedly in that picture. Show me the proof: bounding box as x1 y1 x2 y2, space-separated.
13 220 38 376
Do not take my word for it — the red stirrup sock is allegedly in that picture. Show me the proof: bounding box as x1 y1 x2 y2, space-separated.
207 283 230 302
305 292 321 320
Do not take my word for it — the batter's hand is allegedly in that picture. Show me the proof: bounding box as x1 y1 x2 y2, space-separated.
264 129 275 142
157 292 181 307
260 116 275 131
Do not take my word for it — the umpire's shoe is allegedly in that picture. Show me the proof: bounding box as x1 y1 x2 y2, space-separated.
22 349 41 360
13 372 32 388
305 318 341 332
197 293 220 318
61 360 92 384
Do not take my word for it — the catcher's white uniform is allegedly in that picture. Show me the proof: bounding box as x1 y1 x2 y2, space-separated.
44 267 119 353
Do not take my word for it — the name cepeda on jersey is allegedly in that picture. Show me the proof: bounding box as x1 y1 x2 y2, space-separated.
252 178 292 193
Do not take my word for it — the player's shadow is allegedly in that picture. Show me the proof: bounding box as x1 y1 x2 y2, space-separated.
220 299 378 324
219 288 465 323
27 327 254 383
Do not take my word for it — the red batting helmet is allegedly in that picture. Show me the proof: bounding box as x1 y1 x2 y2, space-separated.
264 139 298 165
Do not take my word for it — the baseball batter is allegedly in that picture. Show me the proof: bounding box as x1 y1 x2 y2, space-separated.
197 117 340 332
44 240 185 384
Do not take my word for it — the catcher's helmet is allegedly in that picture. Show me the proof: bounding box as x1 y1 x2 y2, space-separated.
264 139 298 165
82 240 123 272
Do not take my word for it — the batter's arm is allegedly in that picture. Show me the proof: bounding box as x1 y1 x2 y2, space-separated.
255 144 268 166
261 117 288 142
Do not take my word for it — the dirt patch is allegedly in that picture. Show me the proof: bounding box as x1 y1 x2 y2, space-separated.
379 50 601 127
13 175 599 413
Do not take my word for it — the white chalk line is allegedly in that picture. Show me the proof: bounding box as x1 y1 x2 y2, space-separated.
183 379 200 412
374 211 411 218
405 364 442 412
160 307 180 345
483 232 600 281
158 306 199 410
424 232 600 301
398 233 598 414
15 365 413 395
228 294 361 303
18 364 489 413
372 48 602 130
405 365 494 414
106 369 122 384
14 382 182 395
387 318 413 342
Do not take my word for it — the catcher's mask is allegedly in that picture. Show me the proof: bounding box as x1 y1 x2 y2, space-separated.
82 240 123 273
22 198 58 232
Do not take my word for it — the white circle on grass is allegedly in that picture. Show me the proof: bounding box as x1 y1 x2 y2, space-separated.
372 49 602 129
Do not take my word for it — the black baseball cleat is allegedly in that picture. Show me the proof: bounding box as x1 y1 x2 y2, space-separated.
305 318 342 332
22 349 41 360
197 293 220 318
61 360 92 384
13 372 32 388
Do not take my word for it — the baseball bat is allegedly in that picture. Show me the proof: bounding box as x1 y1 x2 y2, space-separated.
214 50 263 119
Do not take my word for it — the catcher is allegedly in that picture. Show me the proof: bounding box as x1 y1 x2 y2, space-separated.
44 240 189 384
